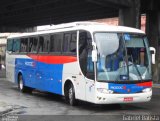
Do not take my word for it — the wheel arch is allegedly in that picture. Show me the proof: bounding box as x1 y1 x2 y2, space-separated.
63 77 77 98
16 70 24 84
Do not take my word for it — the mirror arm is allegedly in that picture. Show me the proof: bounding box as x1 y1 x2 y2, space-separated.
149 47 156 64
92 41 97 50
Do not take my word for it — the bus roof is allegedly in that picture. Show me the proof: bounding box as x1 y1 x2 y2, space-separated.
8 21 145 39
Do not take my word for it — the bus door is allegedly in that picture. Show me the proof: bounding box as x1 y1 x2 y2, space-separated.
75 69 86 100
78 31 95 101
85 53 95 102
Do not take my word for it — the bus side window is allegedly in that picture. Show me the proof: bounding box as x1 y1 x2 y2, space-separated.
38 36 44 52
29 38 33 52
70 33 77 53
63 33 71 52
20 38 28 52
29 37 38 53
13 38 20 53
50 33 63 53
7 39 14 52
62 31 77 54
38 35 50 53
50 35 54 52
43 35 50 52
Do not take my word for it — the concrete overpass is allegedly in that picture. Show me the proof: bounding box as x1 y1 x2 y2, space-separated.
0 0 160 82
0 0 131 28
0 0 158 31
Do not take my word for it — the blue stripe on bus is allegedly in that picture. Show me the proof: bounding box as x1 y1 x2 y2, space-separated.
15 58 63 95
108 83 146 94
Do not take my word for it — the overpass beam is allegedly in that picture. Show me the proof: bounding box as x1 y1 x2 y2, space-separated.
146 11 160 83
118 0 140 29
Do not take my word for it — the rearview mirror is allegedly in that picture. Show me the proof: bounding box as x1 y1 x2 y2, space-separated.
149 47 156 64
92 50 97 62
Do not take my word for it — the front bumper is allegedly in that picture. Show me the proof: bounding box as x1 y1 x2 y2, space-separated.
94 91 152 104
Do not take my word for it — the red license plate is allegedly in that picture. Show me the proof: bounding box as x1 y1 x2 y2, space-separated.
123 97 133 102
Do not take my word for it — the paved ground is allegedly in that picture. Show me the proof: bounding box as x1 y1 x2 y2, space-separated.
0 70 160 121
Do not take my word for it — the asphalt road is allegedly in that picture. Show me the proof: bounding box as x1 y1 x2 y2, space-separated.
0 71 160 121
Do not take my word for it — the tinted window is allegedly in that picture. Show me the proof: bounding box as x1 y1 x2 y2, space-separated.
79 31 94 79
70 33 77 53
62 32 77 53
7 39 13 51
38 35 50 53
20 38 28 52
50 33 63 52
63 33 71 52
29 37 38 53
13 38 20 52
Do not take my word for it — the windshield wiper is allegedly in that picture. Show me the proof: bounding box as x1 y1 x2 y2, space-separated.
129 55 143 81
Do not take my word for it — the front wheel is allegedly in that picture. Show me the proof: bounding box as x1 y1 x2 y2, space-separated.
65 83 77 106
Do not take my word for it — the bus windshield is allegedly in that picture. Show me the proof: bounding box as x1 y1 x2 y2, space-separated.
94 32 151 82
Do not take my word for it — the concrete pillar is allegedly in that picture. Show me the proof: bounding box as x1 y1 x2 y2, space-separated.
146 11 160 83
118 0 141 29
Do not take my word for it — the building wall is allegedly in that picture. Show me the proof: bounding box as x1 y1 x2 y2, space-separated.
0 34 8 66
93 15 146 32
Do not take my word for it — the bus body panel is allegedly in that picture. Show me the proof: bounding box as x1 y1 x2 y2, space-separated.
6 53 16 83
12 53 87 101
94 91 152 104
93 81 152 104
6 53 30 83
62 61 86 100
83 81 152 104
12 54 78 95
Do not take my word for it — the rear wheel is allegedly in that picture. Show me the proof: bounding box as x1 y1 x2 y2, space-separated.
18 74 32 93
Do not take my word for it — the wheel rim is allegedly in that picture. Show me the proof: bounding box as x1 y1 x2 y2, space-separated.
19 77 23 90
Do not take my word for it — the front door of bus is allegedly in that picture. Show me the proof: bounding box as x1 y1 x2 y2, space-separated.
85 55 95 102
78 30 95 102
85 78 95 102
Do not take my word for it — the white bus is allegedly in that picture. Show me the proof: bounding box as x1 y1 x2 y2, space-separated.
6 22 155 105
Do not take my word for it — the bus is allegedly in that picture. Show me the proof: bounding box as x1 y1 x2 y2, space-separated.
6 22 156 105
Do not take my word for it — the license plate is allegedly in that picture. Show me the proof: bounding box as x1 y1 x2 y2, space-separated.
123 97 133 102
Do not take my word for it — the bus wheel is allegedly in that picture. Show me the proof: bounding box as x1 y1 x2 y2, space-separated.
68 84 77 106
18 74 32 93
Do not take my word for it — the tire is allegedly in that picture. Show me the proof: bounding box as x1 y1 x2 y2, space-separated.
65 83 77 106
18 74 32 93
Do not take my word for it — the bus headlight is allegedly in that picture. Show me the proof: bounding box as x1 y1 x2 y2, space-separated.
142 88 152 93
97 88 114 94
